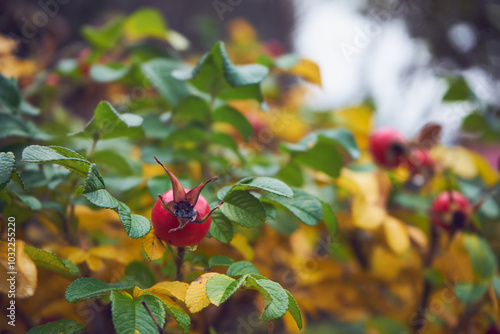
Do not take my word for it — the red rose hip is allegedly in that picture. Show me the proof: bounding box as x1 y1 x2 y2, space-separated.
430 190 472 231
151 157 223 247
369 128 407 168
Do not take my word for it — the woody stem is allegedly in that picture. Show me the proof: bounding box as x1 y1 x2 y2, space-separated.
175 247 186 281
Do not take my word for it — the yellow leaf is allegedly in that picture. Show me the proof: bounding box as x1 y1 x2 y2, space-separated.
227 18 258 44
61 246 87 265
383 216 410 254
86 254 104 272
352 195 386 230
143 230 167 261
89 245 118 259
230 233 255 260
370 246 405 281
471 151 500 186
432 146 477 179
407 225 428 250
73 205 119 232
0 240 38 298
146 281 189 302
185 273 218 313
288 58 322 86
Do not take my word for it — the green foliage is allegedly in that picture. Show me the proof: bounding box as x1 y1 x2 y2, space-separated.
209 210 234 243
110 291 165 334
220 190 266 227
0 152 16 191
213 105 254 141
454 282 488 305
226 261 260 277
123 261 156 289
65 277 135 303
26 320 86 334
0 73 21 109
463 233 498 282
83 101 144 140
262 189 323 226
123 8 168 41
24 245 80 277
208 255 234 268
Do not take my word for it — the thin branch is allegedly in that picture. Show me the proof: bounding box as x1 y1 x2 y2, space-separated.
175 246 186 281
141 300 164 334
451 298 488 334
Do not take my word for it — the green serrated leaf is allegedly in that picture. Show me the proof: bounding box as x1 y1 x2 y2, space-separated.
110 291 165 334
209 210 234 244
226 261 259 277
220 190 266 227
117 204 152 239
245 276 288 321
455 282 488 305
208 255 234 268
83 164 120 209
213 105 253 141
84 101 143 140
262 189 322 226
286 290 302 329
233 177 293 198
206 274 236 306
22 146 90 177
26 319 86 334
0 152 16 191
24 245 80 277
65 277 135 303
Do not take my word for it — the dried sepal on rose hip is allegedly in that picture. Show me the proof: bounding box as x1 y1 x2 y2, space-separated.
151 157 223 247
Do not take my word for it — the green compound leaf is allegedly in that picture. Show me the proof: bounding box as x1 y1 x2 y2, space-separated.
262 189 323 226
213 105 253 141
209 210 234 244
0 152 16 191
65 277 135 303
110 291 166 334
226 261 260 277
22 145 91 177
84 101 144 140
220 190 266 228
24 245 80 277
26 319 86 334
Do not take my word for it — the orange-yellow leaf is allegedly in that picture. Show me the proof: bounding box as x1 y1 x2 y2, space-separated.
61 246 87 265
143 230 167 261
185 273 218 313
352 195 386 230
383 216 410 254
86 254 104 271
0 240 37 298
146 281 189 302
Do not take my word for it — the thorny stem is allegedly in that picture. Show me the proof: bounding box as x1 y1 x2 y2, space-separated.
412 224 439 334
141 300 164 334
175 247 186 281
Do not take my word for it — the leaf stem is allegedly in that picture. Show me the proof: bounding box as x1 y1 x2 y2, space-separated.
141 300 164 334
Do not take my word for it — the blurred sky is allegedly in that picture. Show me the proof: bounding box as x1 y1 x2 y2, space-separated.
292 0 494 143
